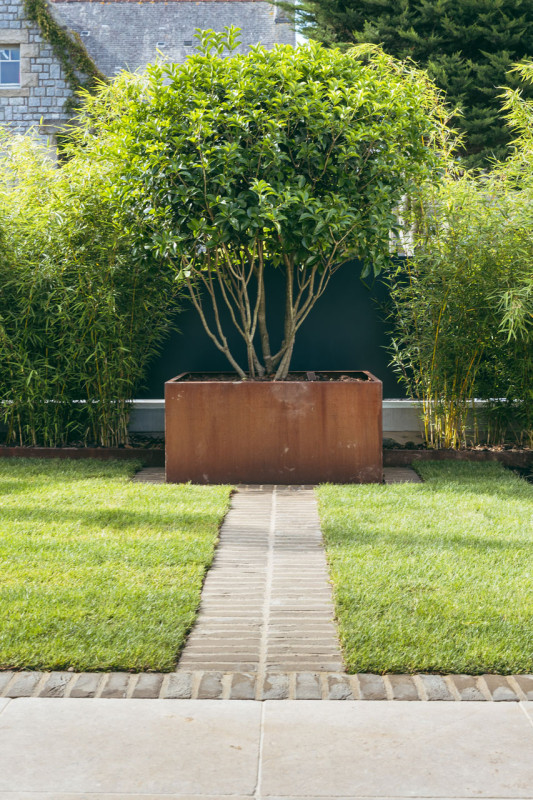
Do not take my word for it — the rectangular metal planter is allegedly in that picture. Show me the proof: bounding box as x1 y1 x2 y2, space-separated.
165 371 382 484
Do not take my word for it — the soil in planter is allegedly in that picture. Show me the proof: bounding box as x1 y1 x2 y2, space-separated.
174 371 371 382
383 438 533 452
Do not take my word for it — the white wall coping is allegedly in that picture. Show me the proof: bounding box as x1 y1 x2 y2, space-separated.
130 398 493 408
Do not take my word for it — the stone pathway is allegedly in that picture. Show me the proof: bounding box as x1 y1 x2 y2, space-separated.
177 485 344 683
383 466 422 483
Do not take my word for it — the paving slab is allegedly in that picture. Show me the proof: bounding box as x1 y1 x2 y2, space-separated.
386 674 419 700
515 676 533 700
69 673 102 699
38 671 73 698
100 672 131 699
260 701 533 798
0 795 253 800
163 672 193 699
383 466 422 483
358 673 387 700
5 671 42 698
132 467 165 483
420 674 455 701
131 673 164 699
197 671 223 699
1 700 533 797
0 699 260 796
327 674 354 700
0 797 512 800
483 674 520 702
451 674 487 701
521 701 533 723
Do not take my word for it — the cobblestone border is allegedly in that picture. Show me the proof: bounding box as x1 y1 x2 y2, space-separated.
1 671 532 701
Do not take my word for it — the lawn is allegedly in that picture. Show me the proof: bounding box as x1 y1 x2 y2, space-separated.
317 461 533 674
0 459 231 672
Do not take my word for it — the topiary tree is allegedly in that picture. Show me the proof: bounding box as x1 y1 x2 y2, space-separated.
74 29 449 379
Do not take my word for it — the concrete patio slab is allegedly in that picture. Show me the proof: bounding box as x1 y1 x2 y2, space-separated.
261 701 533 798
0 796 254 800
1 700 533 798
522 701 533 723
0 797 529 800
0 699 260 797
0 797 522 800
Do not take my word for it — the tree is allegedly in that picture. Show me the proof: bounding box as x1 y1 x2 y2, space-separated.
283 0 533 167
73 29 448 379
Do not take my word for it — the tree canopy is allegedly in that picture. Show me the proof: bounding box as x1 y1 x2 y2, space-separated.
71 30 449 379
284 0 533 167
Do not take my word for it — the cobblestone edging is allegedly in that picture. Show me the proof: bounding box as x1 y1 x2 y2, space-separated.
0 670 532 701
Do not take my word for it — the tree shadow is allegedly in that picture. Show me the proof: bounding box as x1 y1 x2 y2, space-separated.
0 504 221 533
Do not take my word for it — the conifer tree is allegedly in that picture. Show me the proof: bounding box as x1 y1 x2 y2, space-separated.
286 0 533 166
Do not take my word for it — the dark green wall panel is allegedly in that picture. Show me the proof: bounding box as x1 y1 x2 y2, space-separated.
140 260 404 398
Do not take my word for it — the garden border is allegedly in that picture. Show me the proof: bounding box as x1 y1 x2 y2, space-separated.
0 446 164 466
384 449 533 468
0 670 531 701
0 446 530 470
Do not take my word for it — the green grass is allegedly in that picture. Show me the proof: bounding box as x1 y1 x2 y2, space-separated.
0 459 231 671
317 462 533 674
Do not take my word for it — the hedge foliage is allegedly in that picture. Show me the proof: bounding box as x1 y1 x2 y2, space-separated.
0 132 178 447
387 65 533 448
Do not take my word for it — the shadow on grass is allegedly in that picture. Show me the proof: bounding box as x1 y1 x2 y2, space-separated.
0 504 222 532
413 460 533 500
326 524 533 554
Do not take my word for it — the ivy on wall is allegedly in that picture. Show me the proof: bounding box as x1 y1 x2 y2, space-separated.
23 0 107 111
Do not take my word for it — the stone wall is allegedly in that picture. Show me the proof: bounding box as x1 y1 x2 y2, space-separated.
0 0 71 140
49 1 294 77
1 0 294 138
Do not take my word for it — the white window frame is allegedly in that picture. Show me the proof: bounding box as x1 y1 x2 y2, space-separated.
0 30 38 99
0 45 21 87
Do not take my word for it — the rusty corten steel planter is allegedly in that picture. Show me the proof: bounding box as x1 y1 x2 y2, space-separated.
165 371 382 484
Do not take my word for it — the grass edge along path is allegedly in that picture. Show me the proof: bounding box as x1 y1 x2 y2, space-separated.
0 458 231 672
317 461 533 675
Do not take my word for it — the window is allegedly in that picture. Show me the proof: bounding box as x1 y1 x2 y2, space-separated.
0 46 20 86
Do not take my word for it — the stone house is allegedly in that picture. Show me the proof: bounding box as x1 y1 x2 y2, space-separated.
0 0 294 143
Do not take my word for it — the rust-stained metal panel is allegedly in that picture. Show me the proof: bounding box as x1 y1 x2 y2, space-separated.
165 372 382 484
